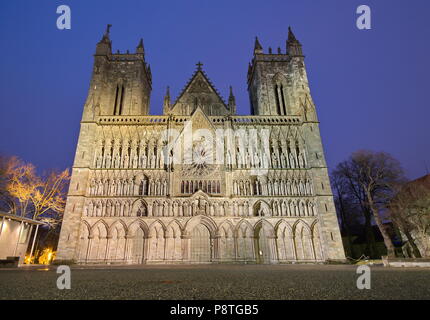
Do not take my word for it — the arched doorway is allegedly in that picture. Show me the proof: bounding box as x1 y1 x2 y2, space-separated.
190 224 212 262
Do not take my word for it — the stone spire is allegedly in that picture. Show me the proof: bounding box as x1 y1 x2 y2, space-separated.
254 37 263 54
163 86 171 114
287 26 303 56
228 86 236 115
288 26 297 42
136 38 145 55
95 24 112 56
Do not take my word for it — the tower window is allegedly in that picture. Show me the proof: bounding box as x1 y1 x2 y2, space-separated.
114 84 125 115
119 85 125 115
280 85 287 115
274 85 281 115
274 84 287 115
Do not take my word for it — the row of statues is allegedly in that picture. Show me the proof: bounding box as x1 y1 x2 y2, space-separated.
84 198 317 218
233 178 313 196
88 176 312 197
92 138 308 170
181 180 221 194
226 148 307 170
88 177 168 197
94 150 165 169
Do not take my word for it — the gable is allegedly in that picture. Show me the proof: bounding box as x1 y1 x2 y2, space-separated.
170 70 230 116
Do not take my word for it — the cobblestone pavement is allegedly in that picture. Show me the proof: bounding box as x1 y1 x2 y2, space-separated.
0 264 429 300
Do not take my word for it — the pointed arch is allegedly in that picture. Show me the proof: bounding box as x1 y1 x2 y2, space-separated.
165 220 183 261
275 220 295 261
218 220 235 261
254 219 275 264
236 219 255 261
77 220 91 262
311 220 324 261
293 220 313 260
184 215 218 238
88 219 109 262
127 219 149 238
90 219 109 237
148 220 166 261
107 220 127 263
108 219 128 237
253 200 271 217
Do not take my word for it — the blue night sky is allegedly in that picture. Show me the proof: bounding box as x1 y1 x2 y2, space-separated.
0 0 429 179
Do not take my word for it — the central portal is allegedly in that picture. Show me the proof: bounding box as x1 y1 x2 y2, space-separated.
190 224 212 263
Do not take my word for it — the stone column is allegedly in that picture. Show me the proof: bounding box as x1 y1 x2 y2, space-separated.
86 236 94 263
289 235 296 261
249 236 256 262
181 234 191 262
142 236 150 264
307 235 316 261
164 235 171 262
123 236 131 263
233 234 238 262
104 236 112 263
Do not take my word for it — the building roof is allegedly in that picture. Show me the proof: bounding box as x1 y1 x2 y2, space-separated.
0 212 45 225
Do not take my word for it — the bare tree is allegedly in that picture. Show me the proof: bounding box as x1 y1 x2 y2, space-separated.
332 172 355 257
333 150 405 257
390 179 430 257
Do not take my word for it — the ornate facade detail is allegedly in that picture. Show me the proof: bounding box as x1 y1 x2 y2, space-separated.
57 26 345 264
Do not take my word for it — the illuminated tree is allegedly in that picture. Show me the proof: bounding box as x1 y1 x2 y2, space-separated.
0 155 70 226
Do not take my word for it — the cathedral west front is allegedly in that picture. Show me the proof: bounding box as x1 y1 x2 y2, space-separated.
56 26 345 264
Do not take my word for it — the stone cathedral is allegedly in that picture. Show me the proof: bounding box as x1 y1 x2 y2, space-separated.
56 26 345 264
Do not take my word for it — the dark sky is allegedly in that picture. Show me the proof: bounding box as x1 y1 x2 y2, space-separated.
0 0 429 179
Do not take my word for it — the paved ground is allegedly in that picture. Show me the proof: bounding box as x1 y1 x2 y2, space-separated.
0 264 429 300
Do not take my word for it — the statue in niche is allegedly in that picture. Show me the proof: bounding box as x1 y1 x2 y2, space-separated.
141 154 147 168
151 153 156 168
299 152 306 168
226 152 232 169
132 154 138 168
289 153 296 168
254 153 260 168
123 153 129 168
114 153 121 168
105 154 111 169
280 153 287 168
272 152 278 168
96 154 102 168
163 180 167 195
236 153 241 168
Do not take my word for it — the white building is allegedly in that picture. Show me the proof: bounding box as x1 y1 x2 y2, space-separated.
0 212 43 265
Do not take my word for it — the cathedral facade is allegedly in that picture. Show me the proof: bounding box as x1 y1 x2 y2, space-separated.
56 26 345 264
